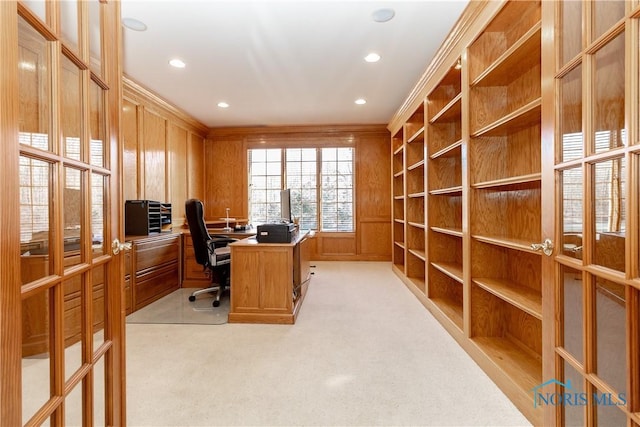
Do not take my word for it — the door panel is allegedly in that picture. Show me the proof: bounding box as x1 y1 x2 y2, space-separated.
2 2 125 425
559 265 583 363
544 1 640 425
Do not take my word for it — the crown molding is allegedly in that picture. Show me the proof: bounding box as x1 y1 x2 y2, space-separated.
387 0 504 135
123 75 210 135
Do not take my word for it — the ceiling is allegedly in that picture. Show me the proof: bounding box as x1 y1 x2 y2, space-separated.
120 0 469 128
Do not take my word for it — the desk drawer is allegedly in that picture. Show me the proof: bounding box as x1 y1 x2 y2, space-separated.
134 262 179 310
182 234 209 286
134 235 180 272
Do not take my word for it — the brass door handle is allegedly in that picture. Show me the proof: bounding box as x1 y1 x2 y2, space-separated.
531 238 554 256
111 238 132 255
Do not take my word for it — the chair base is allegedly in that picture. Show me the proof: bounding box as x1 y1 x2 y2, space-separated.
188 285 227 307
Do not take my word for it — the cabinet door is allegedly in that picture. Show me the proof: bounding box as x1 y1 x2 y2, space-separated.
231 246 292 312
231 248 262 310
260 248 292 311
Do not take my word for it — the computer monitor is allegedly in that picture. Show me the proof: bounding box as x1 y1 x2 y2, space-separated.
280 189 292 223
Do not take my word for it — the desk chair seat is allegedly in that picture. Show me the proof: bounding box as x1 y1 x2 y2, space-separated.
185 199 236 307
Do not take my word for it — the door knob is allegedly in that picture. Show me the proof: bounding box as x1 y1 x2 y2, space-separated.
531 238 554 256
111 238 132 255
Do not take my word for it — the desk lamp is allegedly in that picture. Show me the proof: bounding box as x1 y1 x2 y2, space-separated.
222 207 234 232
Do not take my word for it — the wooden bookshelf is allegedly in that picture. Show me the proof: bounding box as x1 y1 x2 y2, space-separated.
390 1 640 425
402 105 427 292
389 1 546 424
426 60 464 325
467 2 542 422
391 129 405 272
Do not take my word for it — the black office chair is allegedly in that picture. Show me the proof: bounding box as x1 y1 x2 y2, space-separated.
185 199 235 307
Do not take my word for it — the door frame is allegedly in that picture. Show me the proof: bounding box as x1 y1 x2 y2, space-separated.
0 1 23 424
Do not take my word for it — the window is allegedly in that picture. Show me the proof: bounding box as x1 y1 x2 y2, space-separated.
285 148 318 230
321 147 353 231
248 149 282 224
248 147 354 232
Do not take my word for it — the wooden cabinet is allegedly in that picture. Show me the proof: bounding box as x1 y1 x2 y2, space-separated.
128 233 181 311
228 232 312 324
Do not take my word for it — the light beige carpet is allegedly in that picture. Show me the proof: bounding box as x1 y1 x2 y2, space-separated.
126 261 532 427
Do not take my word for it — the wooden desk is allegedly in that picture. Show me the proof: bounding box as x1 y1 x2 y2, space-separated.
207 227 256 239
182 227 256 287
203 218 248 229
229 231 312 324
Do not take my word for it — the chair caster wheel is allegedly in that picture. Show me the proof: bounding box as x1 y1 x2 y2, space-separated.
213 300 220 307
188 295 196 302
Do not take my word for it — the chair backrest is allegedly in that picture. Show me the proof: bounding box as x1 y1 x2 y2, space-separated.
185 199 212 268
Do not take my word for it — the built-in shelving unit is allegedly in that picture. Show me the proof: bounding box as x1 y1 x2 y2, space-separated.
390 1 640 425
389 1 544 424
426 61 463 331
467 1 542 410
404 106 426 292
391 129 405 271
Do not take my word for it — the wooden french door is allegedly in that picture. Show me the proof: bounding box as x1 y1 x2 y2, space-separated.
0 1 126 426
543 1 640 426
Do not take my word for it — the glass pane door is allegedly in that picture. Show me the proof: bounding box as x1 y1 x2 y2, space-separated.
545 1 640 425
1 2 125 425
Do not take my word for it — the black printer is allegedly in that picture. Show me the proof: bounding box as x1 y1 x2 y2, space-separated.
256 223 297 243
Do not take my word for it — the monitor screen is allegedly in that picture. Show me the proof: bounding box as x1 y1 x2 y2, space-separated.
280 189 292 223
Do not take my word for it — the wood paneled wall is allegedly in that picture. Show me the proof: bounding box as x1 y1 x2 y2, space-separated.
206 126 391 261
121 81 391 261
122 77 208 227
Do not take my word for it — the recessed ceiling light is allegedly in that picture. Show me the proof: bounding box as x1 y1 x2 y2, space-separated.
372 8 395 23
355 99 367 105
217 102 230 108
122 17 147 31
169 58 186 68
365 53 381 63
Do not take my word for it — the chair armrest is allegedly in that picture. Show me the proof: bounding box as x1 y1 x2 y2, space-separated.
209 245 231 265
207 236 237 250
